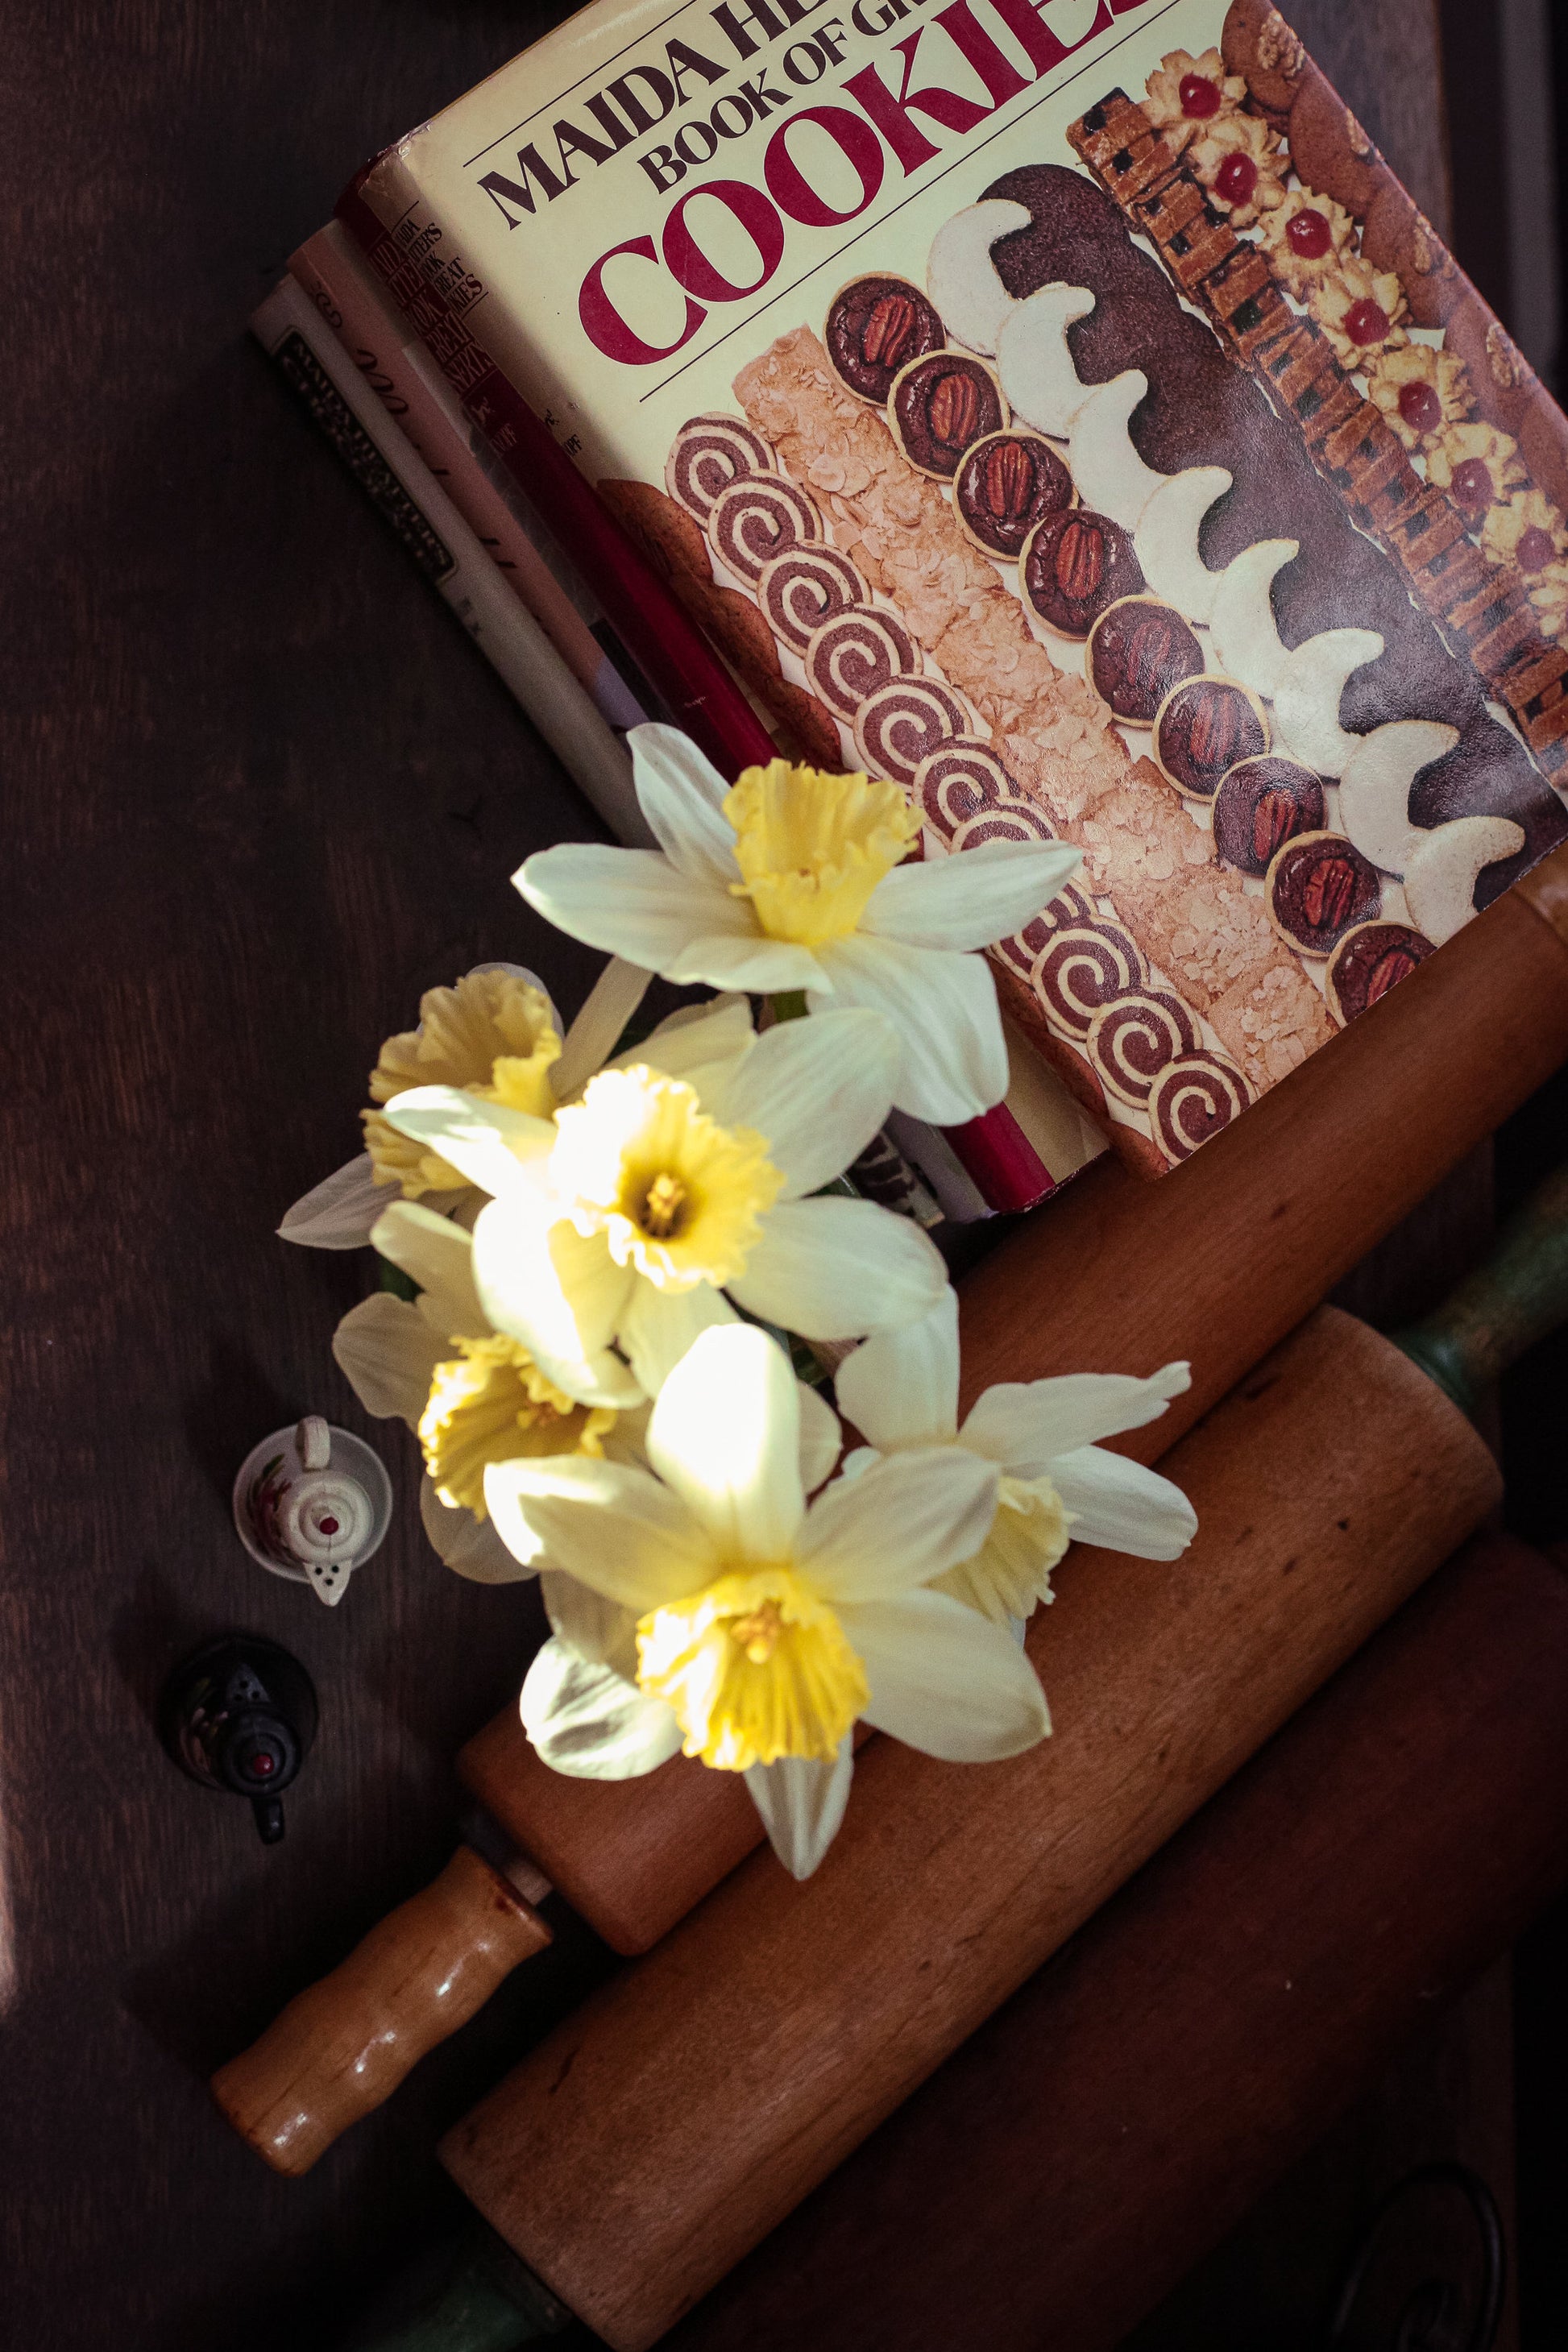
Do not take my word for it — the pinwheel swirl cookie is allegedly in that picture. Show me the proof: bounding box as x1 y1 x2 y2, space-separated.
666 415 777 525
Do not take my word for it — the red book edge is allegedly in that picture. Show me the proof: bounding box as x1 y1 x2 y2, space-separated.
940 1103 1056 1215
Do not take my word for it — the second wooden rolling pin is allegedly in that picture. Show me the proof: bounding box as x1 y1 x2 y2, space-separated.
663 1527 1568 2352
213 855 1568 2173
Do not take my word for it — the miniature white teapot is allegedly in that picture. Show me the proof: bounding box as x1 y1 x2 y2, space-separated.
232 1417 392 1607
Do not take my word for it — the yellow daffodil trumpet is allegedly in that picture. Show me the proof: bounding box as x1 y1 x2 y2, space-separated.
363 968 561 1200
725 761 918 949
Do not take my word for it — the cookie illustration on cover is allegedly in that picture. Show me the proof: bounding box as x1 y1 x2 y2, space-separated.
826 276 946 404
956 432 1073 560
541 0 1568 1176
889 351 1006 480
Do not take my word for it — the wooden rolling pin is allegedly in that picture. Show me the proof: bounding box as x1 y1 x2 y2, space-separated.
438 1303 1510 2349
214 854 1568 2173
662 1530 1568 2352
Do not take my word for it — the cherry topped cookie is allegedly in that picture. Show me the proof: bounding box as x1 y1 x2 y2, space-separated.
826 276 945 404
890 351 1006 479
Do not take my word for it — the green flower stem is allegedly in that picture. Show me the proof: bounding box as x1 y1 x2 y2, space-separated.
375 1250 421 1304
769 989 808 1023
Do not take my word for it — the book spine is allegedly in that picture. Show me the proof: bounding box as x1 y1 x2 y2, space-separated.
250 275 650 848
288 222 652 737
335 164 778 779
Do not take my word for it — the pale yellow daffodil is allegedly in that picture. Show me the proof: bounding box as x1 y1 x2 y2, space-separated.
515 725 1084 1126
490 1323 1048 1878
380 993 948 1405
278 964 562 1251
328 1197 628 1584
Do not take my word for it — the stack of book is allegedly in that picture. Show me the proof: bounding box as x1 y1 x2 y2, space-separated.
254 0 1568 1210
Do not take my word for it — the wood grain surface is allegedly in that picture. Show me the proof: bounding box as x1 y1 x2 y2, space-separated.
0 2 1496 2346
664 1529 1568 2352
0 7 618 2347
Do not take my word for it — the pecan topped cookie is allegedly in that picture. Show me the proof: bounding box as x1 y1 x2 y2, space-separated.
890 352 1006 480
826 276 946 404
956 430 1072 559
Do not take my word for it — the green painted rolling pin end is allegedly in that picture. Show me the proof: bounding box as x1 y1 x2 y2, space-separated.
1391 1165 1568 1418
341 2230 568 2352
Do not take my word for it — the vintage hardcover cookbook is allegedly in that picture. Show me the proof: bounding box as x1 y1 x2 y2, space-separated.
341 0 1568 1172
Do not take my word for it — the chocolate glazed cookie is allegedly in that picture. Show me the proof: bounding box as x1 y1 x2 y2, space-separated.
980 161 1567 873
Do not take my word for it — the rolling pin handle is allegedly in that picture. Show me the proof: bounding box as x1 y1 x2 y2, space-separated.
211 1845 551 2176
339 2226 570 2350
1393 1161 1568 1416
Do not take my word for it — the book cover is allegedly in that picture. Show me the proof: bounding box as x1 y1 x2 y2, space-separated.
346 0 1568 1170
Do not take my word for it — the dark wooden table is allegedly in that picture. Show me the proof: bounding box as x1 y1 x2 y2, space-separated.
0 5 1515 2348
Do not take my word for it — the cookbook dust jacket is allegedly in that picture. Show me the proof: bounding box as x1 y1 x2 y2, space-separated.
348 0 1568 1172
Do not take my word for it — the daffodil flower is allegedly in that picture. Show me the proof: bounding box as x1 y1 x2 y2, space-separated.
331 1196 841 1599
835 1293 1198 1628
488 1323 1049 1878
329 1197 634 1583
516 726 1085 1126
278 964 566 1251
380 993 948 1404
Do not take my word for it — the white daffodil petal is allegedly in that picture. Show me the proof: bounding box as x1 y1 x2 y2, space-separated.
540 1569 641 1680
553 958 655 1103
663 931 829 994
520 1639 684 1780
797 1379 842 1494
812 935 1007 1123
419 1475 536 1583
368 1200 488 1334
628 723 742 884
863 839 1085 952
628 993 756 1103
798 1444 998 1601
472 1197 641 1404
834 1290 960 1451
745 1737 855 1881
1049 1445 1198 1559
960 1362 1192 1472
516 844 757 969
332 1293 447 1427
648 1324 805 1561
851 1587 1050 1760
618 1277 738 1398
729 1195 948 1341
483 1454 716 1610
712 1009 898 1200
278 1154 395 1250
381 1085 555 1201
